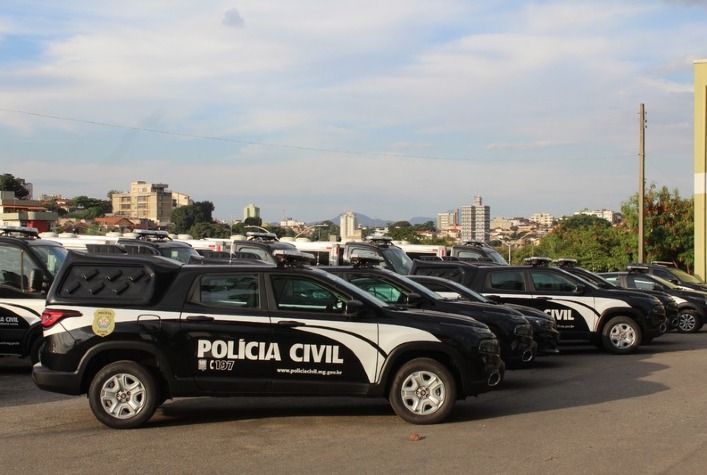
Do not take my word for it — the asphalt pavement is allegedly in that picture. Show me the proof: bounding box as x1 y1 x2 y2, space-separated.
2 332 707 474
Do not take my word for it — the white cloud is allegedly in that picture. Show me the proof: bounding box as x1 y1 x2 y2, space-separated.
0 0 701 221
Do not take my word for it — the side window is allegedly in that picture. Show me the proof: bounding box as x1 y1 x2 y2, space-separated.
530 270 578 292
0 245 34 292
602 275 619 285
270 276 347 313
197 274 260 308
349 275 405 304
631 276 658 290
456 249 489 262
239 246 271 262
487 270 526 291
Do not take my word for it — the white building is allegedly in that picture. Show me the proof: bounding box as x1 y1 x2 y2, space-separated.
340 211 359 241
460 196 490 242
530 213 554 227
243 203 260 221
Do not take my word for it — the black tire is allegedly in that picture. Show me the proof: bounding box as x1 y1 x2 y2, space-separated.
389 358 456 424
601 316 641 354
676 310 702 333
29 336 44 365
88 361 159 429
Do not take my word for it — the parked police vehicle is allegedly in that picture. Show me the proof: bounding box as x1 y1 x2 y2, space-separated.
554 259 679 332
634 261 707 292
408 274 560 355
84 229 202 264
0 226 68 362
600 265 707 334
409 257 668 354
290 235 414 274
395 240 508 265
33 249 505 428
320 257 536 368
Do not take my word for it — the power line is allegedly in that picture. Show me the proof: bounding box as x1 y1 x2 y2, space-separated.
0 106 633 163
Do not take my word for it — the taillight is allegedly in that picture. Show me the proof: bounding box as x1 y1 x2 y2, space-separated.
42 309 83 328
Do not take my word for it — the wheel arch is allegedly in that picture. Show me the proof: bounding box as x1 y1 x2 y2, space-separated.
77 342 174 397
377 343 463 400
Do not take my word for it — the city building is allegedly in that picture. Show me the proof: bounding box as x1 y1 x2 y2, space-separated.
530 213 555 227
340 211 360 241
460 196 490 242
436 211 458 231
243 203 260 221
111 181 189 226
574 209 621 224
0 190 58 231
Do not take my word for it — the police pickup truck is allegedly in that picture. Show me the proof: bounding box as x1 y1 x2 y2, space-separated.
33 250 504 428
0 226 68 363
409 258 668 354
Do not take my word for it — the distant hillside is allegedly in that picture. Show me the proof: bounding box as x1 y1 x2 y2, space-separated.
326 213 434 227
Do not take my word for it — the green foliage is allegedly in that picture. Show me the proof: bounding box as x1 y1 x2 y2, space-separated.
0 173 30 199
243 216 263 226
188 222 230 239
619 183 694 271
68 195 112 219
171 201 215 234
522 183 693 272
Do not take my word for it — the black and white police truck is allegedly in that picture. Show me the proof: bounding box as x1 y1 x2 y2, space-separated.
0 226 68 363
33 249 505 428
410 257 669 354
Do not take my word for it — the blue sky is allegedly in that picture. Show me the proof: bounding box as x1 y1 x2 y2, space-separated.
1 0 705 224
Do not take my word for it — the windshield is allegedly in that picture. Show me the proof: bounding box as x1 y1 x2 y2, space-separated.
31 243 69 277
664 267 705 284
159 247 202 264
379 246 413 274
320 270 389 307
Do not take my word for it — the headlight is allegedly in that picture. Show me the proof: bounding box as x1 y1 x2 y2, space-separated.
652 304 666 316
479 338 500 355
513 323 533 336
527 316 556 330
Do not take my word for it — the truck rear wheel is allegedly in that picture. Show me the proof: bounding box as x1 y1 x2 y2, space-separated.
88 361 159 429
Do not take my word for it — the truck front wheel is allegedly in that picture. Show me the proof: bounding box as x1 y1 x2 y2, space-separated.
601 316 641 354
389 358 456 424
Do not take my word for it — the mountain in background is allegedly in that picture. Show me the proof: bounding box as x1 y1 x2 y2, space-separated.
323 213 435 227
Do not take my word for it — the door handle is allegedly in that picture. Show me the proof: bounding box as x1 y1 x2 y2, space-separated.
185 315 215 322
277 320 303 327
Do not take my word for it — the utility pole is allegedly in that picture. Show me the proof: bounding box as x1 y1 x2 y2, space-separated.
638 103 646 263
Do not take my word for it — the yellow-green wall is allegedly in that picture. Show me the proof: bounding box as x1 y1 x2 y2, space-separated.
695 60 707 279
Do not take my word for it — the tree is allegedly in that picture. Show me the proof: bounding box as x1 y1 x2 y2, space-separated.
171 202 211 234
243 216 263 226
68 195 112 219
619 184 694 271
0 173 30 199
188 222 229 239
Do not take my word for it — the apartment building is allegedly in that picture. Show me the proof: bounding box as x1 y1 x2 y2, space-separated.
111 181 190 226
460 196 490 242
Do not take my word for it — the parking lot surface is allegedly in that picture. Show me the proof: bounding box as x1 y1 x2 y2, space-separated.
2 332 707 474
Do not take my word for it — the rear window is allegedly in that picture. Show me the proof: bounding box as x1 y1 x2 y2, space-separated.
56 263 156 303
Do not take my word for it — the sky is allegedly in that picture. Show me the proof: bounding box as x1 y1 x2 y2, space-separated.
1 1 706 224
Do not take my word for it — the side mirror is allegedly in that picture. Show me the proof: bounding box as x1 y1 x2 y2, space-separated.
485 295 502 303
345 299 364 316
574 284 586 294
406 292 422 306
30 269 46 293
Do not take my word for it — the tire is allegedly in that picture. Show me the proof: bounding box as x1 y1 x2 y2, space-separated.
601 316 641 354
676 310 702 333
29 337 44 365
389 358 456 424
88 361 159 429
